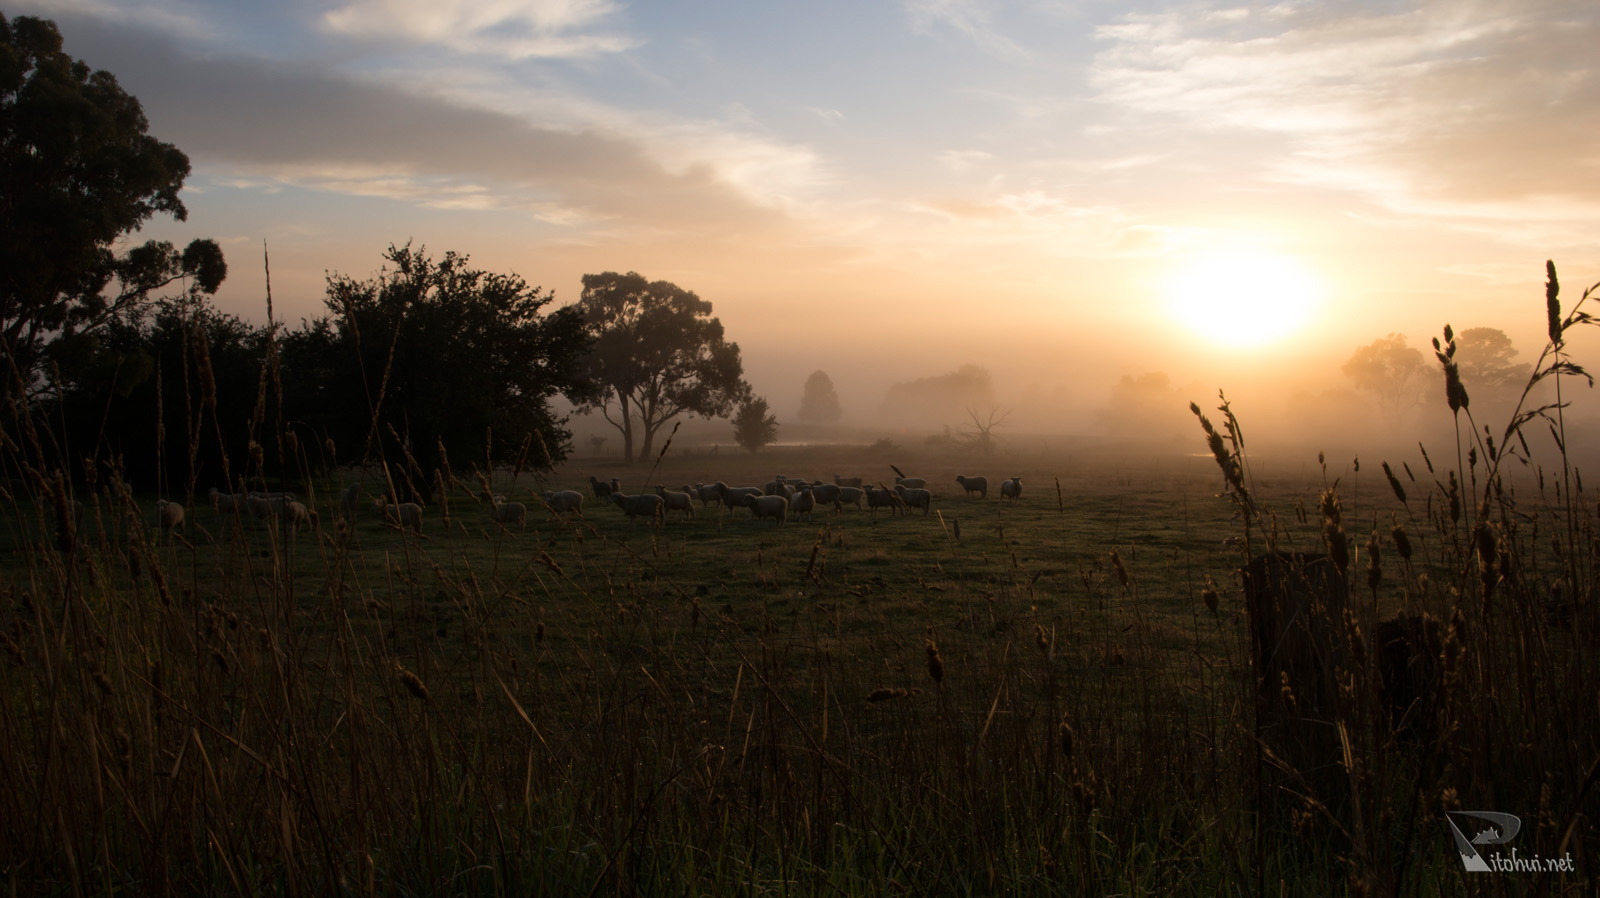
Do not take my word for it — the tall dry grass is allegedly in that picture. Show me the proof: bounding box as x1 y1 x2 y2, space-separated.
0 264 1593 895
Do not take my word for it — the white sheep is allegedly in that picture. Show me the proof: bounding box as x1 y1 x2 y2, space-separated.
155 499 185 534
866 486 904 517
893 476 927 490
542 490 585 517
371 497 424 531
833 474 864 489
687 483 723 511
284 500 316 531
788 486 816 522
894 484 932 516
837 486 865 511
713 482 763 515
748 494 788 526
955 475 988 499
809 482 843 507
490 496 527 531
209 487 247 518
655 485 696 520
1000 477 1023 500
611 492 664 525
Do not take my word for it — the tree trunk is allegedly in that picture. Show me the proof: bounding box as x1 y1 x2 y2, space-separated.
615 395 637 463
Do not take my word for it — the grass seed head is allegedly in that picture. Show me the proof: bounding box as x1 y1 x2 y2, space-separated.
398 665 430 701
925 639 944 684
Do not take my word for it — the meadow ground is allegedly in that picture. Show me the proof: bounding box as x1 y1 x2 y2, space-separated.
0 433 1593 896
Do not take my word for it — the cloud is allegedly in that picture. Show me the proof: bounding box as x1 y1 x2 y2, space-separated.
1088 0 1600 243
321 0 638 58
903 0 1029 60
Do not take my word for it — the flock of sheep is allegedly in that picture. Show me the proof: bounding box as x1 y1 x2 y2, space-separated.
135 472 1025 539
587 472 1024 528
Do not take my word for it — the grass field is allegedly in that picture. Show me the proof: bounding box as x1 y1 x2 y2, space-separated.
4 411 1595 896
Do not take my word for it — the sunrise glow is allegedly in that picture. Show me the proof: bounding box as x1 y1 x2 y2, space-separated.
1166 252 1322 349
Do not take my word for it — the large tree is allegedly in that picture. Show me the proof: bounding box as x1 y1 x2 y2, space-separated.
1342 334 1426 423
797 369 842 424
1 14 225 396
732 396 779 453
283 244 596 476
1455 327 1531 405
574 271 750 463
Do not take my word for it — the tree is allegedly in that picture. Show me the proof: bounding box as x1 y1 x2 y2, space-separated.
282 244 596 475
797 370 842 424
733 396 779 453
574 271 750 463
1342 334 1426 422
1455 327 1531 404
880 364 995 426
1 14 225 396
962 406 1011 457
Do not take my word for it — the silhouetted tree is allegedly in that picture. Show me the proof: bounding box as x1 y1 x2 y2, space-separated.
797 370 842 424
733 396 779 453
881 364 995 425
574 271 750 462
1455 327 1532 405
282 244 596 474
1 14 225 397
962 406 1011 457
1343 334 1426 422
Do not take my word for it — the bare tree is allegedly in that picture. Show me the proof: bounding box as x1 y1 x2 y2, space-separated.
963 406 1011 457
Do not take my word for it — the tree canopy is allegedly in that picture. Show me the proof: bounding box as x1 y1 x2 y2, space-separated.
574 271 750 463
733 396 779 453
1342 334 1425 422
797 370 842 424
1 14 224 395
1454 327 1531 404
283 244 596 477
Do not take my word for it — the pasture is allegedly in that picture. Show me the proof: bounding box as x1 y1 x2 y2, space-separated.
0 435 1594 895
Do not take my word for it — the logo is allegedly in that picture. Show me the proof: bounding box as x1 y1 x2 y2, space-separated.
1445 811 1574 873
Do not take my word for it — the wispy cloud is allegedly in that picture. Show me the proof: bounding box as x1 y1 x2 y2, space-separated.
903 0 1028 60
322 0 638 58
1089 0 1600 246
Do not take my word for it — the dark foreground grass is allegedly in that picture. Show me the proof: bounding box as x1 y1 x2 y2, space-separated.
3 289 1599 895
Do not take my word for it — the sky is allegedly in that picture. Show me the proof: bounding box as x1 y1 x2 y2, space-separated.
12 0 1600 445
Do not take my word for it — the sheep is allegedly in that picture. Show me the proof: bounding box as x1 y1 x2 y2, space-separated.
250 490 298 502
713 482 763 515
1000 477 1023 500
894 476 927 490
611 492 664 525
284 500 315 531
589 475 614 502
866 486 904 517
655 485 696 520
155 499 185 534
490 496 527 531
789 485 817 522
833 474 864 489
338 482 362 522
809 482 843 507
687 483 723 511
748 494 788 526
955 475 988 499
542 490 585 516
837 486 865 511
894 484 933 516
371 497 424 531
209 487 249 519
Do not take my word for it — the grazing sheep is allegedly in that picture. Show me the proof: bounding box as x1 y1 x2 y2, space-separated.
655 486 696 520
250 490 298 502
1000 477 1023 500
895 484 933 516
542 490 585 516
837 486 865 511
687 483 723 511
893 476 926 490
611 492 664 524
866 486 904 517
833 474 864 489
809 482 843 507
490 496 528 531
589 476 614 501
371 497 424 531
209 487 247 517
155 499 185 534
338 482 362 521
748 494 788 526
954 475 988 498
713 482 763 515
789 485 816 522
284 500 316 531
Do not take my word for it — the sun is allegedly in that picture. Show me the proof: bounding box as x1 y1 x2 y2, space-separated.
1166 251 1322 348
